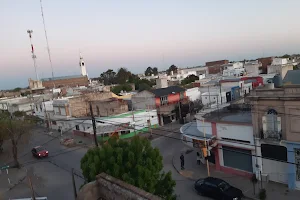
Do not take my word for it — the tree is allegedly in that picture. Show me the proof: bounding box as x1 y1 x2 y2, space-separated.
145 67 159 76
138 83 151 91
100 69 116 85
81 137 176 199
116 68 132 84
111 84 133 94
167 65 178 75
0 112 39 168
282 54 291 58
181 75 199 85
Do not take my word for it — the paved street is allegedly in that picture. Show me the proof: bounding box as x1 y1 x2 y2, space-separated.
2 123 210 200
2 127 88 200
151 124 210 200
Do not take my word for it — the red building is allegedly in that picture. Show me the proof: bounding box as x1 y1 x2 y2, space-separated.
206 60 229 67
240 76 264 88
206 60 229 74
258 57 273 74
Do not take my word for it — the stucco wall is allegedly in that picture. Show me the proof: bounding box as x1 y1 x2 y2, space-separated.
131 90 156 110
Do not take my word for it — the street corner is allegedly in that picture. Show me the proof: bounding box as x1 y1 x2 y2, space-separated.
0 167 27 192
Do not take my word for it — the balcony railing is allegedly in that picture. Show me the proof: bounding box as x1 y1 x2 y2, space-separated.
260 130 282 140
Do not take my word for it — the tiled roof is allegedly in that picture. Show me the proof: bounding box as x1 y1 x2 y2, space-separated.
40 75 84 82
283 70 300 85
150 86 185 97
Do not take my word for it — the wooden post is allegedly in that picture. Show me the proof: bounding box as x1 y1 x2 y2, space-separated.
89 102 98 147
72 168 77 199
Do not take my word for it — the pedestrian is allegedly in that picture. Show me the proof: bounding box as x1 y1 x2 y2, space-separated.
197 152 200 165
180 153 185 170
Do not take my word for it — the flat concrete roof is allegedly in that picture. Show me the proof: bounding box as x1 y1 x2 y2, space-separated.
203 109 252 124
180 122 213 140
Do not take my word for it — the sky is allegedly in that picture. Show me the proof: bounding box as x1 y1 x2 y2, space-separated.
1 0 300 90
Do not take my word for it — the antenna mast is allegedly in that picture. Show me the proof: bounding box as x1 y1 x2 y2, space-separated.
40 0 54 79
27 30 39 80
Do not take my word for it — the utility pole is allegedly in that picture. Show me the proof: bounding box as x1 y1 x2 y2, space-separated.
89 102 98 147
43 99 49 130
28 176 36 200
71 168 77 199
202 119 210 177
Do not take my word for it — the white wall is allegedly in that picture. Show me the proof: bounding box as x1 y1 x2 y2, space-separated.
186 87 201 101
216 123 254 148
220 81 242 88
272 58 288 65
201 92 220 105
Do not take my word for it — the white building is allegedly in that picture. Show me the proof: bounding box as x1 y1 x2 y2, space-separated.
222 62 245 77
244 60 262 76
186 87 201 101
267 58 294 79
79 53 88 77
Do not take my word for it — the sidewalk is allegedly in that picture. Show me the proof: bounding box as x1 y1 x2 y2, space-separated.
172 148 300 200
0 168 27 194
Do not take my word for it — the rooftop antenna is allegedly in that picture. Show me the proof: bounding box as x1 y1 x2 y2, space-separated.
27 30 39 80
40 0 54 79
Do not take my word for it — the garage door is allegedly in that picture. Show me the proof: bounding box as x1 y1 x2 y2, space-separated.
223 146 253 172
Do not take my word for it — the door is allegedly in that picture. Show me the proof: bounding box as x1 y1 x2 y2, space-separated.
223 146 253 172
226 92 231 102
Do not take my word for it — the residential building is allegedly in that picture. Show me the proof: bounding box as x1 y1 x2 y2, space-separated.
267 58 293 79
34 99 55 129
76 173 161 200
206 60 229 74
90 98 128 117
186 87 201 101
73 110 159 141
244 60 262 76
52 92 113 120
258 57 273 74
182 104 254 177
131 86 187 125
41 75 89 89
156 77 168 89
248 84 300 189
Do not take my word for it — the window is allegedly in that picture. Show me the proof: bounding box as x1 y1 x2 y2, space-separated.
266 109 278 132
204 181 217 188
52 121 57 125
40 105 43 111
36 105 38 111
160 96 168 105
75 125 80 130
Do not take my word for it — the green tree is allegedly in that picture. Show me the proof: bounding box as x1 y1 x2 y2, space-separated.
100 69 116 85
111 84 133 94
0 112 38 168
181 74 198 85
138 83 151 91
145 67 159 76
116 68 132 84
81 137 176 199
167 65 178 75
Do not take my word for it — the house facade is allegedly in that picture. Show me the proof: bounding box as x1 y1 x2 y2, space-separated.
248 84 300 189
90 98 128 117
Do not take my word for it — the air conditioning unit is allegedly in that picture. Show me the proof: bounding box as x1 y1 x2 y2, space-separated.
261 174 269 183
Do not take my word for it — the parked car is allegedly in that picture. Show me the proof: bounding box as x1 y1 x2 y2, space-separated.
194 177 243 200
31 146 48 158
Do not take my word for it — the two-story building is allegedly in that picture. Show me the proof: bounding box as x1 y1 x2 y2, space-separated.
131 86 187 125
90 98 128 117
248 83 300 189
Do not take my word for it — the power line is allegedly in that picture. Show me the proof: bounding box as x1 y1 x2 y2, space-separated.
100 119 299 167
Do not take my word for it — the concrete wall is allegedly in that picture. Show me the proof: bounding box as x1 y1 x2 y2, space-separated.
91 100 128 117
186 87 201 101
131 90 156 110
267 64 293 79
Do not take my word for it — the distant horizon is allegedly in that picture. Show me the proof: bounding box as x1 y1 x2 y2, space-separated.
2 0 300 90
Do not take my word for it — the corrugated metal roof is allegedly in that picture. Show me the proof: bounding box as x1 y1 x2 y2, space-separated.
283 70 300 85
40 75 83 81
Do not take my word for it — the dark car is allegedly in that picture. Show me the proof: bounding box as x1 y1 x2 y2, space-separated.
194 177 243 200
31 146 48 158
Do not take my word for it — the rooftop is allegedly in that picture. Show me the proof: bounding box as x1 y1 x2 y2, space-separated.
180 122 213 140
283 70 300 85
150 86 185 97
203 106 252 124
40 75 84 82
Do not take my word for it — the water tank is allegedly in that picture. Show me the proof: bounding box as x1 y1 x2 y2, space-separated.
273 74 283 88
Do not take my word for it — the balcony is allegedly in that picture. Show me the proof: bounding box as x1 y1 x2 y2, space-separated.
260 130 282 141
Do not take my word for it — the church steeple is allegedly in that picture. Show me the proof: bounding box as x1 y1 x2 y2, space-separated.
79 52 88 77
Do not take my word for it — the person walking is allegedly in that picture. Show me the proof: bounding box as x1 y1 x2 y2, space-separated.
197 152 200 165
180 153 185 170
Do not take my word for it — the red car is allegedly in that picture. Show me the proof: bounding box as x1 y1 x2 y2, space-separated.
31 146 48 158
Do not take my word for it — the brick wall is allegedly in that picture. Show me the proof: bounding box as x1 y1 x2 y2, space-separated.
206 60 228 67
76 173 161 200
42 76 89 89
208 65 224 74
69 92 113 117
91 99 128 117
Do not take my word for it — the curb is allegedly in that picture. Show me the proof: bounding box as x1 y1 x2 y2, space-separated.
171 155 258 200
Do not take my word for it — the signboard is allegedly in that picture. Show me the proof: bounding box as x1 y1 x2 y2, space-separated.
0 165 9 170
